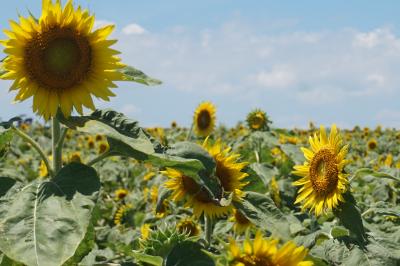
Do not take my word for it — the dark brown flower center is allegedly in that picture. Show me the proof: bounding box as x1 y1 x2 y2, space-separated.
309 148 338 195
24 27 91 90
197 110 211 130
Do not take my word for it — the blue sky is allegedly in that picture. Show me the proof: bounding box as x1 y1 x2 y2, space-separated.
1 1 400 128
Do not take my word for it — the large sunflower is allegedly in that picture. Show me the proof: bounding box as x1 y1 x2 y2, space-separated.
1 0 124 119
193 102 216 137
162 140 248 218
246 109 270 131
228 231 313 266
292 125 349 216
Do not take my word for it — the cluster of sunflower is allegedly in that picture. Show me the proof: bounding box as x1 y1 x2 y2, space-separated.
0 1 399 266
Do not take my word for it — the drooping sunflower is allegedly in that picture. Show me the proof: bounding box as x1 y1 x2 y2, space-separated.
177 217 201 236
246 109 270 131
1 0 125 119
230 209 253 234
193 102 216 137
162 140 248 218
114 188 129 201
292 125 349 216
228 231 313 266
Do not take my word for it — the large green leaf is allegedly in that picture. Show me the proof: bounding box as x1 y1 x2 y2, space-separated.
165 241 215 266
333 191 367 245
233 191 301 240
119 66 162 86
0 163 100 266
59 109 213 184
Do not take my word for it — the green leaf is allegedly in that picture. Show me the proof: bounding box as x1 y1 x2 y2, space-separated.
353 168 400 183
0 163 100 266
330 226 350 238
59 109 208 179
333 191 367 245
131 251 163 266
233 191 301 240
165 241 215 266
119 66 162 86
280 143 304 164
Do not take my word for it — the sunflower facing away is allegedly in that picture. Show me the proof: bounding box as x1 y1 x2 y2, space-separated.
193 101 216 137
162 139 248 218
246 109 270 131
292 125 349 216
1 0 125 119
228 231 313 266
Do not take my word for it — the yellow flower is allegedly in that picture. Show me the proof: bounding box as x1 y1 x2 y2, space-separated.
246 109 269 131
115 188 129 201
177 218 201 236
143 171 156 181
69 152 81 163
171 121 178 128
140 223 151 240
228 231 313 266
270 176 281 207
230 209 253 234
1 0 124 119
98 141 109 154
39 155 53 178
367 138 377 150
114 204 132 225
162 139 248 218
384 154 393 167
292 125 349 216
193 102 216 137
87 137 95 149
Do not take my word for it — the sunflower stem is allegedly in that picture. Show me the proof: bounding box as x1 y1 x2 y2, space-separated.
52 117 62 175
87 150 112 166
12 126 54 178
204 215 213 247
186 124 194 141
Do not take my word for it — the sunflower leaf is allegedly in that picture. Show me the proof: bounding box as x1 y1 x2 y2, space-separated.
0 163 100 266
352 168 400 183
58 109 209 180
119 66 162 85
164 241 215 266
233 191 301 241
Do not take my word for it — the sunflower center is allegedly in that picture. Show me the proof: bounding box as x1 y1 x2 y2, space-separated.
197 110 211 130
234 210 250 225
309 148 338 195
182 175 201 195
25 27 91 90
235 255 274 266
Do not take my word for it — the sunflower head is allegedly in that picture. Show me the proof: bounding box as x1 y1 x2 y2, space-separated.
246 109 270 131
115 188 129 201
1 0 125 119
69 151 81 163
193 102 216 137
228 231 313 266
230 209 253 234
367 138 377 150
161 140 248 218
292 125 350 216
177 217 201 236
113 203 133 226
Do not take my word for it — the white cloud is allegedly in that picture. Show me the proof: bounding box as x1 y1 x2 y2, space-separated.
254 66 297 89
122 23 147 35
121 104 141 116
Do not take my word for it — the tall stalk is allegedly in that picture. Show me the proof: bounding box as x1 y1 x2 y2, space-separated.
52 117 62 175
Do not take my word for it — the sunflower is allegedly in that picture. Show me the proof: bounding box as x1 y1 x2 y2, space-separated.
193 102 216 137
114 188 129 201
292 125 349 216
246 109 269 131
162 140 248 218
367 138 377 150
1 0 125 119
228 231 313 266
230 209 253 234
177 217 201 236
140 223 151 240
69 151 82 163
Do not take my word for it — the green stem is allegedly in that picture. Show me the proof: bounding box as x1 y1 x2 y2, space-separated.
52 117 62 174
186 124 194 141
87 150 112 166
56 127 68 150
204 215 213 247
12 126 54 177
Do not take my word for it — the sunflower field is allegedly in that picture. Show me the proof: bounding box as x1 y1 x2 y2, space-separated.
0 1 399 266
